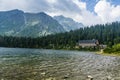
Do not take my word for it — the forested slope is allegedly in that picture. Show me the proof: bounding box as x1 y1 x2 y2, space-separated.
0 22 120 49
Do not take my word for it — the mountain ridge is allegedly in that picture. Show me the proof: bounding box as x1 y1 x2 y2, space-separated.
54 15 84 31
0 9 65 37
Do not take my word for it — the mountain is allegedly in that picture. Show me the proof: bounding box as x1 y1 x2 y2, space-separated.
54 15 84 31
0 9 65 37
1 22 120 49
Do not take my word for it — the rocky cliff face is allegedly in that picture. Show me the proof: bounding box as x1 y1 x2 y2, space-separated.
0 9 65 37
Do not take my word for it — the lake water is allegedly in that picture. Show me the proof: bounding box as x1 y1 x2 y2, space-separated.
0 48 120 80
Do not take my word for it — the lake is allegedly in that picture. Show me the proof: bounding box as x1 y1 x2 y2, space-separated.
0 48 120 80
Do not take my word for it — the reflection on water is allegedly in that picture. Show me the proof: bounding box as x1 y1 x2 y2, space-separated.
0 48 120 80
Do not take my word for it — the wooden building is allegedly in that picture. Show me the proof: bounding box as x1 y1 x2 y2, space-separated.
78 39 99 48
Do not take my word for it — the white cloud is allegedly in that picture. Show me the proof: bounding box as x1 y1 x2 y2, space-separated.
0 0 51 12
79 10 101 26
0 0 119 26
46 0 57 4
0 0 29 11
95 0 120 23
65 0 102 25
72 0 86 10
47 0 102 26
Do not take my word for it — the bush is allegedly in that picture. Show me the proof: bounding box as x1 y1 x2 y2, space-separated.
104 44 120 53
112 44 120 52
104 47 113 53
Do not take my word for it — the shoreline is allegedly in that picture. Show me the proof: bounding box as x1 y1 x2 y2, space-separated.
96 51 120 57
1 47 120 57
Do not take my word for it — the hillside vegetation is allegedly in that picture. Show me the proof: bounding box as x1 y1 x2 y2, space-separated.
0 22 120 51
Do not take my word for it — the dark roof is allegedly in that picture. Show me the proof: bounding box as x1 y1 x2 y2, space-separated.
79 40 98 44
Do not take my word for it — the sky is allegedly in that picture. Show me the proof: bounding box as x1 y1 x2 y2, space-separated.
0 0 120 26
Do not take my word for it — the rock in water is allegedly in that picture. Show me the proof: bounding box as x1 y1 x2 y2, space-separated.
107 76 113 80
87 75 93 80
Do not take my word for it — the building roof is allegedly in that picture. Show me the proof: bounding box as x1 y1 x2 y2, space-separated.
79 40 98 44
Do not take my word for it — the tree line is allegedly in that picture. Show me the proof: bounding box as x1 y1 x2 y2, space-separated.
0 22 120 50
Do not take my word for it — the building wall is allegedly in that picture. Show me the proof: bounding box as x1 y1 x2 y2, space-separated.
79 43 97 47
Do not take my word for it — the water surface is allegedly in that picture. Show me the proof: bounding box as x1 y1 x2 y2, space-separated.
0 48 120 80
